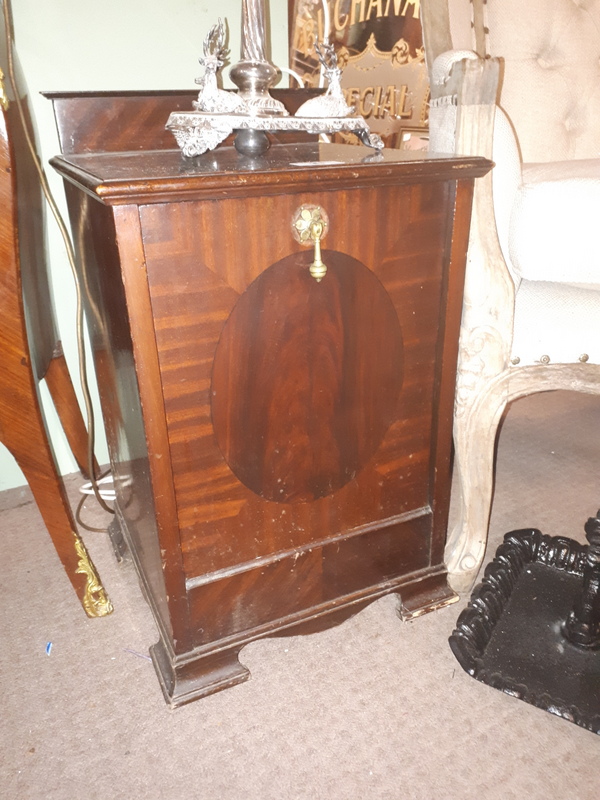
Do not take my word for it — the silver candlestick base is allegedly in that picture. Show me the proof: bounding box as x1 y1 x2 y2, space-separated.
166 15 384 158
229 59 287 117
167 111 384 158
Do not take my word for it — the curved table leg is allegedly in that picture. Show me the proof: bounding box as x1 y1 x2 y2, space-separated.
0 350 112 617
44 348 99 480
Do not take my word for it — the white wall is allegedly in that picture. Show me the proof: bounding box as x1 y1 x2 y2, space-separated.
1 0 289 491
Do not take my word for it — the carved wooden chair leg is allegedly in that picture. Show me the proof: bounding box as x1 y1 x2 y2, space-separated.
43 346 99 479
446 383 508 593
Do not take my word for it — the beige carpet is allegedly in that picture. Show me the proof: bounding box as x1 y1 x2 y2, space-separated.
1 390 600 800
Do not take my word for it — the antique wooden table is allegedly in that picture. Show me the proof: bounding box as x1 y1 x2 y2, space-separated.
51 141 491 707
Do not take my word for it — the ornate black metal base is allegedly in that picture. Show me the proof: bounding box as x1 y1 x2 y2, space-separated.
450 529 600 735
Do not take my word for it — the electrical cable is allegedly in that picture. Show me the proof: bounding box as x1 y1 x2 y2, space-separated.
2 0 114 516
279 66 304 87
75 494 110 532
76 471 115 532
79 473 116 501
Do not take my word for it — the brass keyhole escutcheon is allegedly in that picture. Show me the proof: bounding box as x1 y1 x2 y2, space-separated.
292 205 329 282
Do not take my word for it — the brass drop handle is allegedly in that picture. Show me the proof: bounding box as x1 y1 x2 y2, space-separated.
292 205 329 282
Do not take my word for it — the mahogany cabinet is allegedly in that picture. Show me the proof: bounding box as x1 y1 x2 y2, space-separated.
51 141 491 707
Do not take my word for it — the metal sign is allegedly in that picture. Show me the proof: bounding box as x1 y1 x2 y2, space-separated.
289 0 429 149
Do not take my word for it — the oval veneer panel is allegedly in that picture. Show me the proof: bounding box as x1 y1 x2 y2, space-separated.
211 250 403 503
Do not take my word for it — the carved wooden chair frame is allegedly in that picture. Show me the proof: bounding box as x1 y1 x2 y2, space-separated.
421 0 600 592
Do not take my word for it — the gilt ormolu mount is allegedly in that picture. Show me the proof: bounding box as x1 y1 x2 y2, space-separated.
450 513 600 734
166 1 383 157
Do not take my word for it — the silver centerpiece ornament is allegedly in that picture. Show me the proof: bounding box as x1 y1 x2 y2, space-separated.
229 0 287 117
166 1 383 158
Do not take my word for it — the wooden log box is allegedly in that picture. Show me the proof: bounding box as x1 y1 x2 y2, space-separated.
48 90 491 706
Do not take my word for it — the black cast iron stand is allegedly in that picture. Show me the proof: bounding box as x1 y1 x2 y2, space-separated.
450 511 600 734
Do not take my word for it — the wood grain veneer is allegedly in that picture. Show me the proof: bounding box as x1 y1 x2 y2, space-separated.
50 102 491 704
0 27 105 616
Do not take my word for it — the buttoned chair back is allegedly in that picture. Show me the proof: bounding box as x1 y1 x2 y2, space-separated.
421 0 600 592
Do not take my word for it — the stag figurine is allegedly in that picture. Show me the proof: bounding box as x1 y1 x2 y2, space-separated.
194 19 248 114
296 41 354 118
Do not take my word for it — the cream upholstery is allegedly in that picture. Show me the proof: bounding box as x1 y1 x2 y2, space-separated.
483 0 600 163
510 161 600 287
421 0 600 592
513 281 600 365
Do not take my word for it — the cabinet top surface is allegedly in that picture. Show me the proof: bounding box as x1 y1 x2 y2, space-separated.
50 143 492 205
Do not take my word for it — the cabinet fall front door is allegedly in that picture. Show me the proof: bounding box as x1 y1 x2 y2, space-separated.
52 139 491 707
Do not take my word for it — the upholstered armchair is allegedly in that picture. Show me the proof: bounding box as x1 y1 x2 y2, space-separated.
420 0 600 592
